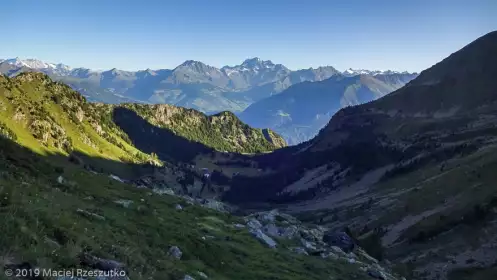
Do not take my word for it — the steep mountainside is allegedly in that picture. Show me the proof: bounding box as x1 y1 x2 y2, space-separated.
0 72 149 165
94 103 286 153
240 73 416 144
225 31 497 280
0 72 284 190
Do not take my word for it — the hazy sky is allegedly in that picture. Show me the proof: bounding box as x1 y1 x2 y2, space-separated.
1 0 495 72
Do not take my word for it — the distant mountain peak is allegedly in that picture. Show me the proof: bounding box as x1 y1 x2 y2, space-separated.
5 57 26 67
242 57 263 63
179 60 207 67
2 57 72 76
241 57 276 69
342 68 415 76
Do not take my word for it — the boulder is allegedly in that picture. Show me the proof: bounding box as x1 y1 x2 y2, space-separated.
76 209 105 221
79 253 126 272
183 275 196 280
168 246 183 260
357 248 379 264
152 188 175 196
175 204 183 210
289 247 308 255
246 218 263 230
249 228 277 248
277 213 299 224
320 251 339 259
300 238 317 251
348 252 358 259
258 210 278 223
114 199 133 208
323 231 355 252
182 195 196 204
263 223 281 237
300 228 325 243
280 225 299 239
367 269 387 280
330 246 346 256
233 223 246 229
201 199 230 213
197 271 208 278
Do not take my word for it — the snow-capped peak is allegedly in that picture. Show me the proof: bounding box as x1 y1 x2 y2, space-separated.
241 57 275 69
2 57 72 74
342 68 413 76
344 68 357 74
4 57 27 67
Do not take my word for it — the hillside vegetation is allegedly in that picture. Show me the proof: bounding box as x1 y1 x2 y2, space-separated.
0 73 284 166
92 103 286 154
0 73 151 165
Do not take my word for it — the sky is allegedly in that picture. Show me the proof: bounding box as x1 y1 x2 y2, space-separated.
1 0 496 72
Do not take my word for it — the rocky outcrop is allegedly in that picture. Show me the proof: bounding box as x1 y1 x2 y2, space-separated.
323 231 356 252
241 209 400 279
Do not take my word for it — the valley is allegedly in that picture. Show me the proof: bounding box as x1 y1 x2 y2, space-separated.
0 3 495 279
224 31 497 280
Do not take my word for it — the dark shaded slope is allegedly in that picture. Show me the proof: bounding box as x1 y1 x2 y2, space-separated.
105 103 286 153
364 30 497 115
112 107 213 163
226 30 497 206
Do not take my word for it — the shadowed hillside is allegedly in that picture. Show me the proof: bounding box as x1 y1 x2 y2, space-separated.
225 31 497 280
0 132 397 280
0 72 284 168
112 107 213 163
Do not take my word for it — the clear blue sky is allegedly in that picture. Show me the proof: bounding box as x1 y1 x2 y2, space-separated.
1 0 495 72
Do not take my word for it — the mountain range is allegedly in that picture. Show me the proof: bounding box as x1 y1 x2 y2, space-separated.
2 29 497 280
0 57 340 111
0 57 417 144
239 72 418 144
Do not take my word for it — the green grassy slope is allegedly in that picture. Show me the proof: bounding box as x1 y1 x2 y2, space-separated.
0 135 382 280
91 103 286 153
0 73 160 176
0 72 284 173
